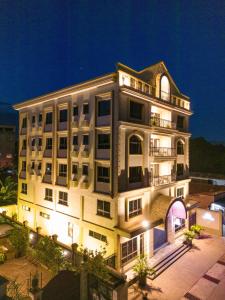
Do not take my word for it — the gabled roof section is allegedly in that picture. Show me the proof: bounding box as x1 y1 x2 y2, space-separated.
117 61 190 100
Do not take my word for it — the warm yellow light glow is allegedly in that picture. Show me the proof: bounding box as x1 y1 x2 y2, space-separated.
142 220 149 228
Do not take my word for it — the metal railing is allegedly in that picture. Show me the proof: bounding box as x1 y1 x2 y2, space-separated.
151 174 175 186
150 117 176 129
150 147 176 157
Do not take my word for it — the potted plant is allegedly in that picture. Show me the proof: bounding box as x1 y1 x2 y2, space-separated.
184 230 195 246
133 255 155 288
190 225 203 238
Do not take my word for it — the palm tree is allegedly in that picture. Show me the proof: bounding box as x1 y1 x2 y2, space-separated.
0 176 17 205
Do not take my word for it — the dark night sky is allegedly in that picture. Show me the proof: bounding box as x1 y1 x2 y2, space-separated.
0 0 224 141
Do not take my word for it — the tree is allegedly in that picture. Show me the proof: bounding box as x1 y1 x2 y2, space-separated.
34 236 65 274
0 176 17 205
9 226 29 257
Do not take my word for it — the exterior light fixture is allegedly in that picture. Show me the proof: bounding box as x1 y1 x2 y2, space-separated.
142 220 149 228
202 212 215 222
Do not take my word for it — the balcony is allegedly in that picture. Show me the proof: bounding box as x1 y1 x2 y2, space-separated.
150 147 176 158
151 174 175 187
58 122 67 131
20 149 27 157
19 171 26 179
42 174 52 184
58 149 67 158
72 119 79 128
81 119 90 128
56 176 67 186
43 149 52 158
150 117 176 129
81 148 89 158
44 124 53 132
71 149 79 157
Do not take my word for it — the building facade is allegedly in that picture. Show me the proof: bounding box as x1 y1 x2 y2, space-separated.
14 61 192 271
0 125 16 168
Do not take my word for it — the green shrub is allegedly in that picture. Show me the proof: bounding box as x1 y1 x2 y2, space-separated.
9 227 29 257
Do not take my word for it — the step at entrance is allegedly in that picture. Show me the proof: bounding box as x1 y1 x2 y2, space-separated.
148 244 191 280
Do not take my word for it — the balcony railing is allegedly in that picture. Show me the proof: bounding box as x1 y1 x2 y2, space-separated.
152 174 175 186
150 147 176 157
150 117 176 129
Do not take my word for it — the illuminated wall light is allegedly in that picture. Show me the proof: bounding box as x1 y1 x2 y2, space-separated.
202 212 215 222
142 220 149 228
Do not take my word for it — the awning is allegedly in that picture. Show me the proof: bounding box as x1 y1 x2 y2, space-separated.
149 194 187 229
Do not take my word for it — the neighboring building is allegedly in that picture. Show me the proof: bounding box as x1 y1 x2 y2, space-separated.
13 61 193 272
0 125 16 168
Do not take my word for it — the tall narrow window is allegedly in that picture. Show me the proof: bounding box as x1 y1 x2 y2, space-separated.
46 112 53 124
46 138 52 150
59 109 67 122
98 134 110 149
59 137 67 149
98 100 110 116
177 141 184 155
97 166 110 183
59 164 67 177
129 135 142 154
129 167 142 183
130 101 143 120
83 103 89 114
161 75 170 101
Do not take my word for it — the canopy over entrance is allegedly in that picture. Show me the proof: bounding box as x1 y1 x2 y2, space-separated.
150 194 187 229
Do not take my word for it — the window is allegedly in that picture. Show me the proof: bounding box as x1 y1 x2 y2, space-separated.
59 137 67 149
46 163 52 175
22 117 27 129
177 164 184 177
72 164 78 175
31 161 35 170
121 237 137 265
177 187 184 198
130 78 135 88
144 84 149 94
73 105 78 116
21 183 27 194
68 222 73 237
59 164 67 177
45 112 53 124
129 166 142 183
83 103 89 114
32 115 35 126
129 135 142 154
138 81 142 90
31 138 36 148
58 191 68 206
130 101 143 120
83 135 89 146
98 134 110 149
46 138 52 150
38 138 42 148
22 205 30 212
89 230 107 243
98 100 110 116
40 212 50 219
22 139 27 150
177 116 184 129
97 166 110 183
97 200 110 218
22 161 26 171
45 188 53 201
129 198 142 218
82 164 88 176
161 75 170 101
38 162 42 171
38 113 42 124
59 109 67 122
73 135 78 146
177 141 184 155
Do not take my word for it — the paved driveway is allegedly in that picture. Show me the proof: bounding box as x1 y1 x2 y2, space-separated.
128 236 225 300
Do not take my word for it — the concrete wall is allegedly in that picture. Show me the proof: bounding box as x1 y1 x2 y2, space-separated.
196 208 222 236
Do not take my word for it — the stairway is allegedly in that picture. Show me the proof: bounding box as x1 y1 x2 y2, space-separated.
148 243 191 280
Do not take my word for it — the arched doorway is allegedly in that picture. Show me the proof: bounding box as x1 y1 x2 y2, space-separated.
166 199 187 243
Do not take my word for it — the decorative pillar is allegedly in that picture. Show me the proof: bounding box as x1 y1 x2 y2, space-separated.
167 212 175 243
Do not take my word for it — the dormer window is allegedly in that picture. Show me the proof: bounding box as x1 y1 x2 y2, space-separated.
161 75 170 101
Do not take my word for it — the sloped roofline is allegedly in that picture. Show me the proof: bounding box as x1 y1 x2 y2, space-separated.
117 61 190 100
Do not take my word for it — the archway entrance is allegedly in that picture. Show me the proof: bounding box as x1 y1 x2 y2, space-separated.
166 199 187 243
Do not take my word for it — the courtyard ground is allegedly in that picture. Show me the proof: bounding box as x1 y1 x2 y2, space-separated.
0 257 52 297
128 235 225 300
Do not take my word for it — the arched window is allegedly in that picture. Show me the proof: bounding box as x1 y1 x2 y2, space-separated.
129 135 142 154
177 140 184 155
161 75 170 101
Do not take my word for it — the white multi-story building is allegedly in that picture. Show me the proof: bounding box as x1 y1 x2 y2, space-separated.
14 61 193 271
